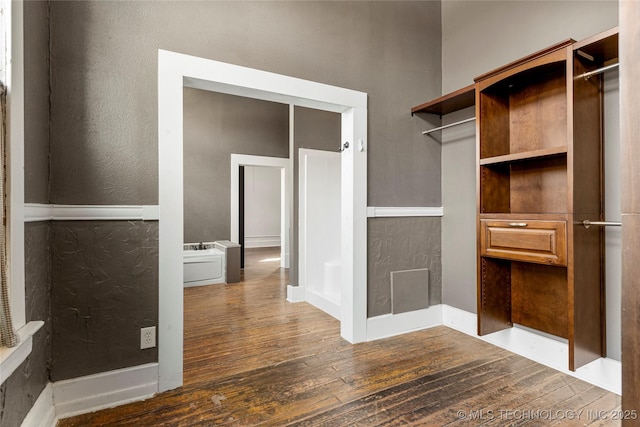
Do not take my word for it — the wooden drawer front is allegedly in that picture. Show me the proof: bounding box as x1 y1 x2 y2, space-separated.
481 220 567 266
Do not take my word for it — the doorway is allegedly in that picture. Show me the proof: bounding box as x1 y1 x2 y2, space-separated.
158 50 368 392
230 154 290 270
241 166 282 269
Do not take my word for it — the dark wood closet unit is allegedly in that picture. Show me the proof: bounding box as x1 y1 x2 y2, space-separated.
475 28 618 371
411 27 618 373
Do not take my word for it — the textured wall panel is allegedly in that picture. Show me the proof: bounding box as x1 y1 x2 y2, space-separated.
0 223 52 426
368 217 441 317
183 89 288 244
24 0 51 204
50 221 158 381
49 1 441 206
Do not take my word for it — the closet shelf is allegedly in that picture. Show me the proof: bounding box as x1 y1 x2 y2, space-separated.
479 146 568 166
573 26 619 65
411 84 475 116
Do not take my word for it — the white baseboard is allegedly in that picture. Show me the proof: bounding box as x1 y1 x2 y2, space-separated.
286 284 305 302
21 383 56 427
306 288 341 320
441 305 621 395
53 363 158 420
367 305 443 341
243 236 281 248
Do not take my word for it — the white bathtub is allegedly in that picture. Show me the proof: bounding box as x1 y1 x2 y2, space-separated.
183 246 226 287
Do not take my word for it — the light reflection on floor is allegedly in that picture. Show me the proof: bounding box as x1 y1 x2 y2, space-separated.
258 257 281 263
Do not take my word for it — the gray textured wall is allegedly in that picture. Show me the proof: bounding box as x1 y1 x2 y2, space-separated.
0 223 51 427
46 1 442 345
49 1 441 207
50 221 158 381
183 89 288 244
368 217 441 317
440 1 618 314
291 106 341 285
24 0 50 203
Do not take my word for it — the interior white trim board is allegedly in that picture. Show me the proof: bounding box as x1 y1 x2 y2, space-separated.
24 204 160 222
366 206 444 217
367 305 443 341
20 363 159 427
286 285 305 302
441 305 621 395
7 0 27 334
21 383 55 427
52 363 158 421
243 235 281 248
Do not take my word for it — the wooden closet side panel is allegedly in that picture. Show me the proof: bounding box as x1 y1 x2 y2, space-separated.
620 0 640 419
569 46 606 371
477 257 512 335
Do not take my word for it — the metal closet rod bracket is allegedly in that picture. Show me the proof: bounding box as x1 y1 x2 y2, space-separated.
580 219 622 229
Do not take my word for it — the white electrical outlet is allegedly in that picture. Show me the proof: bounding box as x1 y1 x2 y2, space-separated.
140 326 156 349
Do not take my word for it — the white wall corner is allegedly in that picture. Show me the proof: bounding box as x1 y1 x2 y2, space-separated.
21 383 56 427
53 363 159 420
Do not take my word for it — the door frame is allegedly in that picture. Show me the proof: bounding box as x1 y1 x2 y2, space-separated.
230 154 290 269
158 49 368 392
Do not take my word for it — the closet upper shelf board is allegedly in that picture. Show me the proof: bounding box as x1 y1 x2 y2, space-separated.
411 84 475 116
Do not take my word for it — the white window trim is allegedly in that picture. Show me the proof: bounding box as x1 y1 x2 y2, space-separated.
0 0 30 381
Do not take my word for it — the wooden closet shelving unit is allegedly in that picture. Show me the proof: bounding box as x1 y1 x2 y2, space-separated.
410 27 618 372
476 28 618 371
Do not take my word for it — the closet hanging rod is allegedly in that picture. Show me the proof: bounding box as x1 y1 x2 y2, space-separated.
576 62 619 80
422 117 476 136
580 219 622 229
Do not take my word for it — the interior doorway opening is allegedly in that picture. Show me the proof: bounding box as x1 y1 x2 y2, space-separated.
231 154 290 270
159 50 368 392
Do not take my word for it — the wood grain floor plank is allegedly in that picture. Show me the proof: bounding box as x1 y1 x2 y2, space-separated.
58 248 621 426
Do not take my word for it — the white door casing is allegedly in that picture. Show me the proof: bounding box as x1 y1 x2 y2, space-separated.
158 50 367 392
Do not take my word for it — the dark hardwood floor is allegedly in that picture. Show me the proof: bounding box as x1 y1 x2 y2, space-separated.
58 247 621 426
